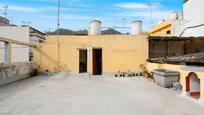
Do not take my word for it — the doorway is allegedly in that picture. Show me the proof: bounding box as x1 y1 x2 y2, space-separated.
93 49 102 75
79 50 87 73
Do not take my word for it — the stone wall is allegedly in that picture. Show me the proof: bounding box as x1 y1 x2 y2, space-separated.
0 62 34 86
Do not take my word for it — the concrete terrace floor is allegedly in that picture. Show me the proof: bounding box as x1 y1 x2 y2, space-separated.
0 74 203 115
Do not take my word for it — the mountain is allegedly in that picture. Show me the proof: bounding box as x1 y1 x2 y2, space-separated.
47 28 76 35
75 30 88 35
47 28 122 35
102 28 122 35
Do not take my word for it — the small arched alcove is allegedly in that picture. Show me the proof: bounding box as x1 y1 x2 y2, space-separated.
186 72 200 99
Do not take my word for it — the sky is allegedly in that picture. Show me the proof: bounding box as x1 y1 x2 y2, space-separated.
0 0 183 32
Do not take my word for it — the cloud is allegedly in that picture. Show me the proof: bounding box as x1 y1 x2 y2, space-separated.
114 2 173 21
3 5 86 14
116 11 170 20
39 14 110 21
8 5 43 13
115 2 163 10
45 6 85 12
66 0 92 8
61 14 91 20
115 3 149 9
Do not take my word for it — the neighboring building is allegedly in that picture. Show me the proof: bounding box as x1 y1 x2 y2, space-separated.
0 16 10 26
150 11 185 37
0 26 46 63
150 0 204 37
29 27 46 61
33 20 148 74
34 34 148 74
182 0 204 37
150 21 171 36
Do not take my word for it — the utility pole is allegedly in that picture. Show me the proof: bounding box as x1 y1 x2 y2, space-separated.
57 0 60 73
147 3 153 26
3 5 8 18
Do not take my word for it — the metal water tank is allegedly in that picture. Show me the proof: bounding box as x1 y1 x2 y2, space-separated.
131 21 142 35
90 20 102 35
169 11 178 20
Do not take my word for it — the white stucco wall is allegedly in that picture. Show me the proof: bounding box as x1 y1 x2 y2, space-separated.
0 27 30 63
183 0 204 37
171 19 186 37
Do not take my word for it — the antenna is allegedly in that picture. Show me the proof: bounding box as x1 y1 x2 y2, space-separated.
3 5 8 18
27 21 32 25
22 21 26 25
57 0 61 72
57 0 60 33
147 3 153 26
21 21 32 26
122 18 126 28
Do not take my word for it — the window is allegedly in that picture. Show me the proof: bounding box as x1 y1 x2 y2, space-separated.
166 30 171 34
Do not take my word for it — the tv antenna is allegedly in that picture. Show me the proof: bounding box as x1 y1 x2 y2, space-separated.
122 18 127 28
22 21 32 26
3 5 8 18
147 3 153 26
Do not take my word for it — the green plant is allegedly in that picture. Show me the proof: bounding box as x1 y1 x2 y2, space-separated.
140 64 153 78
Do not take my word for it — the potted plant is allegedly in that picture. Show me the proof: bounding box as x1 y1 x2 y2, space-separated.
140 64 155 82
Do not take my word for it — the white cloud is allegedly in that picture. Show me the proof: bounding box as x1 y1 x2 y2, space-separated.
115 3 149 9
62 14 91 20
116 11 170 20
3 5 86 14
9 5 43 13
45 6 82 12
66 0 92 8
114 2 173 22
39 14 110 21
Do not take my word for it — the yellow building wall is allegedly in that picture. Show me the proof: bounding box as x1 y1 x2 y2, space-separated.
150 21 171 36
147 62 204 98
33 35 148 74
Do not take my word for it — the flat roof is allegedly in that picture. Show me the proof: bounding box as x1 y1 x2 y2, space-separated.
148 36 204 41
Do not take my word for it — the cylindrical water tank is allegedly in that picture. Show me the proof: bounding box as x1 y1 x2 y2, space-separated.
131 21 142 35
169 11 178 20
90 20 102 35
